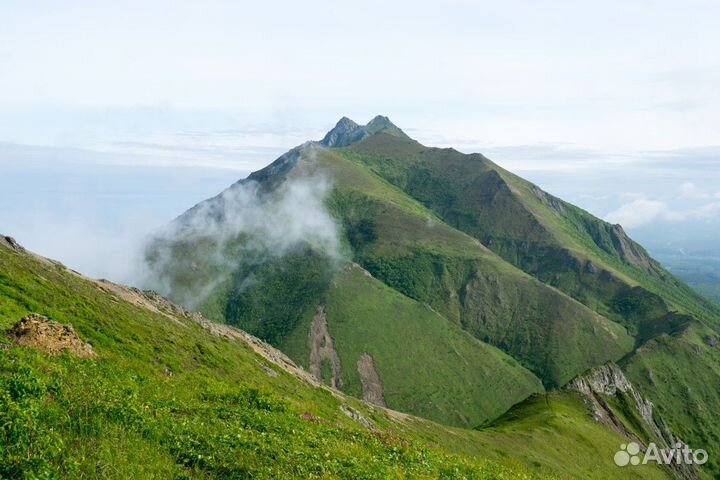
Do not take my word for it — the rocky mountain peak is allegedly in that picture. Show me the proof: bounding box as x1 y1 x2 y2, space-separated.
320 115 408 148
365 115 394 131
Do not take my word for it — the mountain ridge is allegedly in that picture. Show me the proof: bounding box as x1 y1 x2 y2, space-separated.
140 115 720 477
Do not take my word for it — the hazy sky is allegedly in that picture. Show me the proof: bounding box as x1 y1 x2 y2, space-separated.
2 0 719 149
1 0 719 278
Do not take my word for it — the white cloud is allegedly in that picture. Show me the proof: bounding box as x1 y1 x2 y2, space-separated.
606 198 720 229
694 202 720 219
2 1 720 152
143 145 342 307
679 182 718 200
2 211 155 285
605 199 670 228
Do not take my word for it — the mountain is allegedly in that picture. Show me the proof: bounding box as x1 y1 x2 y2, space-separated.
1 235 677 479
144 116 720 477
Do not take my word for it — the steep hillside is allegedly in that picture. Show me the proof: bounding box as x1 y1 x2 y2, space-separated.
315 146 633 388
330 120 720 476
0 236 677 479
145 129 636 423
341 131 720 333
141 115 720 477
622 322 720 478
147 230 549 429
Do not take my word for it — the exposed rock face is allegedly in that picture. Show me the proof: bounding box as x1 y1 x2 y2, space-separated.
584 260 598 274
320 115 408 148
321 117 365 147
308 306 343 388
610 224 654 272
703 334 720 348
531 185 567 215
0 235 25 252
569 362 660 437
9 314 96 358
570 361 631 396
340 404 377 430
569 362 696 479
245 145 305 186
357 353 387 407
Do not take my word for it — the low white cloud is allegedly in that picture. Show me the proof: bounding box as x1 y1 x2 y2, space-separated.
605 199 670 229
694 202 720 220
143 146 343 307
2 212 155 284
178 171 341 259
606 197 720 229
678 182 720 200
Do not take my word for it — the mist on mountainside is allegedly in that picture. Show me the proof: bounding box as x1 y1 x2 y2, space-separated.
140 147 343 309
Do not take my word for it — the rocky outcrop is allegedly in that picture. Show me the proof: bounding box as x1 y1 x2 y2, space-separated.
320 117 365 147
609 224 656 273
568 362 696 479
568 362 661 439
531 185 567 215
320 115 408 148
340 404 377 430
8 314 96 358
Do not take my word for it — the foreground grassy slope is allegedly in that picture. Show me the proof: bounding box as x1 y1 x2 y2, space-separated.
385 391 672 480
0 239 539 479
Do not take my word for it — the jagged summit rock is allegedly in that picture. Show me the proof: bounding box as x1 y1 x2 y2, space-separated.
320 115 408 147
336 116 360 131
238 116 408 189
320 117 363 147
365 115 395 133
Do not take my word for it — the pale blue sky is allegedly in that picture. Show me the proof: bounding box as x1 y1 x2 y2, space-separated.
1 1 719 279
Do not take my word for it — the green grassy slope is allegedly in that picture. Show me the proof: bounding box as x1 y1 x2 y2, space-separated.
189 245 546 428
394 392 672 480
342 132 720 332
337 125 720 476
314 147 634 388
622 322 720 478
479 393 672 480
282 264 544 428
0 239 543 479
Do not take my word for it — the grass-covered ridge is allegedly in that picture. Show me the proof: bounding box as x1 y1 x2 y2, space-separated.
315 147 634 388
341 131 720 328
